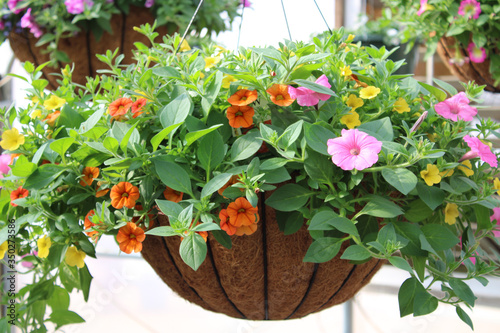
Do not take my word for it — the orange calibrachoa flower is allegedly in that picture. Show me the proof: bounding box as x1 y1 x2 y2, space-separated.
84 210 100 241
163 186 183 203
110 182 140 209
226 105 255 128
226 197 259 227
116 222 145 254
95 181 110 198
108 97 133 117
266 84 295 106
234 222 259 236
218 175 242 196
80 167 99 186
219 209 236 235
219 205 259 236
227 89 258 106
44 111 61 126
131 98 147 118
10 186 29 206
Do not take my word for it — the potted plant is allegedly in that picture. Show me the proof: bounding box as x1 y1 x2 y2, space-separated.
381 0 500 92
1 25 500 330
0 0 240 89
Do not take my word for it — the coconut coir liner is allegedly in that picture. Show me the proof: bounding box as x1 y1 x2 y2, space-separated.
142 191 382 320
8 6 169 90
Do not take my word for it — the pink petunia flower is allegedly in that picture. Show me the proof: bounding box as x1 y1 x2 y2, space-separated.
417 0 428 16
434 92 477 122
20 251 38 268
327 129 382 171
20 8 43 38
491 207 500 238
288 75 332 106
467 42 487 63
0 153 11 178
65 0 94 15
460 135 498 168
7 0 22 14
458 0 481 20
145 0 155 8
241 0 252 7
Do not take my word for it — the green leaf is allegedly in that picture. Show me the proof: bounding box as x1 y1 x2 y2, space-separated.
358 195 404 218
47 286 70 312
303 237 343 263
304 150 334 184
449 278 477 307
404 199 434 223
413 289 438 316
283 211 304 235
260 158 288 170
152 66 182 79
416 183 445 210
230 131 263 162
340 244 371 261
266 184 311 211
192 223 220 232
388 256 414 274
145 226 178 237
179 233 207 271
308 210 340 231
159 93 193 129
358 117 394 142
377 223 397 246
304 123 335 155
153 159 192 195
103 136 119 154
280 120 303 148
421 224 460 251
185 124 223 147
293 79 336 96
201 173 233 198
382 168 418 195
260 166 291 184
456 306 474 330
24 165 66 190
473 204 492 231
398 277 419 317
212 230 232 249
151 122 183 152
156 199 183 218
11 155 37 177
49 138 75 159
79 265 93 302
119 121 140 153
79 107 106 133
433 78 458 96
201 71 222 116
393 222 427 257
49 310 85 329
418 81 447 102
198 131 225 172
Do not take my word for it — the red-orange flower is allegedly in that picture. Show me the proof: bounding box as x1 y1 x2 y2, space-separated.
227 89 258 106
219 209 236 235
10 186 29 206
163 186 183 203
116 222 145 254
226 105 254 128
95 181 110 198
219 207 259 236
131 98 147 118
226 197 259 227
44 111 61 126
218 175 242 196
110 182 140 209
84 210 100 241
266 84 295 106
80 166 99 186
108 97 133 117
234 223 258 236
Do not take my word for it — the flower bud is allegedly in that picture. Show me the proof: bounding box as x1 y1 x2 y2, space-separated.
410 111 428 133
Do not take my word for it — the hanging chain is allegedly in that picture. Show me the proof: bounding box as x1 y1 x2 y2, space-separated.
175 0 205 54
281 0 292 40
236 2 246 51
313 0 332 34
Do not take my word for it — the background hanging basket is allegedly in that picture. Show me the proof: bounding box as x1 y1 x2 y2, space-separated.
141 196 383 321
8 6 169 90
436 36 500 92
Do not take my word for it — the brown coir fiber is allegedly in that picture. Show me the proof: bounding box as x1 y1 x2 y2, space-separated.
141 192 383 320
8 6 169 90
437 36 500 92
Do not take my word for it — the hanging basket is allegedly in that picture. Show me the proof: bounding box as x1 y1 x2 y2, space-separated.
141 196 383 320
436 36 500 92
7 6 169 90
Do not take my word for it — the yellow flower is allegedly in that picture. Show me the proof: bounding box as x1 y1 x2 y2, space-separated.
340 111 361 129
346 34 355 42
444 203 459 225
43 95 66 111
439 168 454 178
31 95 39 103
359 86 381 99
493 178 500 195
420 164 441 186
215 45 228 55
222 75 238 89
346 94 364 110
1 128 25 151
179 39 191 52
345 46 351 52
37 236 52 258
427 133 438 142
458 160 474 177
30 109 42 119
65 246 86 268
340 65 352 77
392 97 410 114
0 241 8 259
62 67 70 77
204 56 220 69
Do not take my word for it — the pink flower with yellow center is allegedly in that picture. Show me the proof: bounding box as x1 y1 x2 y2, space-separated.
491 207 500 238
460 135 498 168
288 75 332 106
458 0 481 20
327 129 382 171
434 92 477 122
417 0 428 16
467 42 487 63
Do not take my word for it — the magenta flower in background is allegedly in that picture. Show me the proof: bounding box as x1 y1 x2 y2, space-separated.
20 8 43 38
458 0 481 19
288 74 332 106
7 0 22 14
145 0 155 8
20 251 38 268
467 42 487 63
491 207 500 238
327 129 382 171
241 0 252 7
0 153 11 178
417 0 428 16
434 92 477 122
460 135 498 168
65 0 94 15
